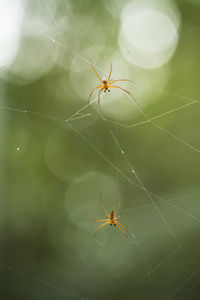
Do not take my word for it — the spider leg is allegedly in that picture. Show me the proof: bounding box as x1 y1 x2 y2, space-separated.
109 79 135 85
115 216 120 220
98 88 104 105
116 221 129 232
109 85 141 112
88 85 102 102
116 224 128 238
100 194 110 218
91 64 103 83
109 85 132 95
108 63 112 81
92 219 109 222
94 222 110 236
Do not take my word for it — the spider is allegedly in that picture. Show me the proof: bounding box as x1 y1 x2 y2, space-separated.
93 199 129 238
89 64 134 104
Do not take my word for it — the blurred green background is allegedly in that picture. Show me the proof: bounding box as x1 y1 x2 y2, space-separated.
1 0 200 299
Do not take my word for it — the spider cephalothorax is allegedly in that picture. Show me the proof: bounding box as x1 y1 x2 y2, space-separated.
89 64 134 104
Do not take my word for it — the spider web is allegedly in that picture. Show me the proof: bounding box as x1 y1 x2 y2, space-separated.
1 0 200 299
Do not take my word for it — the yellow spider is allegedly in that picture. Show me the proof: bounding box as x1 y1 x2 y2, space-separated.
93 199 129 238
89 64 134 104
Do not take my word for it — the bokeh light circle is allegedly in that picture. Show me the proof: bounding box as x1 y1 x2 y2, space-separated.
0 0 24 70
9 33 59 83
63 172 136 277
118 2 180 69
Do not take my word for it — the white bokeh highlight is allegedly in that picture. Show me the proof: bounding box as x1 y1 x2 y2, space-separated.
0 0 24 70
118 0 180 69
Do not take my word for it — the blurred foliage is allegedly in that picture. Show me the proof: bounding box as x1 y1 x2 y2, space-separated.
1 0 200 299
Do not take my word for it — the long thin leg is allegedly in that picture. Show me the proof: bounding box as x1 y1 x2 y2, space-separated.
109 85 142 112
109 79 135 85
94 222 110 236
98 88 104 104
109 85 132 95
116 224 128 238
116 221 129 232
88 86 102 102
92 219 109 222
108 64 112 81
115 216 120 220
100 194 109 218
91 64 103 83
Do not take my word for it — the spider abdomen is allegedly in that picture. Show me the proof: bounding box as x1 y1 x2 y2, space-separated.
103 83 109 91
110 210 115 223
